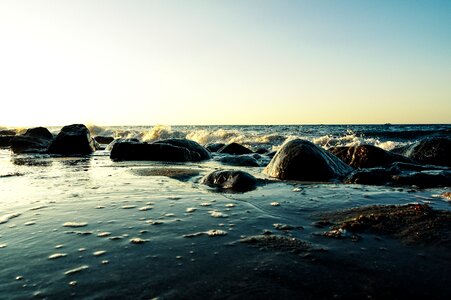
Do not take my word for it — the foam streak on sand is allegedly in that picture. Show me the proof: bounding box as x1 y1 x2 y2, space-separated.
64 265 89 275
0 213 20 224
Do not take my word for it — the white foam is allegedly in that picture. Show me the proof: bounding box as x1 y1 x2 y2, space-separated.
0 213 21 224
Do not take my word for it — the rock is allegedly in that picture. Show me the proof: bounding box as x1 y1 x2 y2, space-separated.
205 143 226 152
154 138 210 160
266 151 277 158
328 145 412 168
201 170 258 192
404 137 451 167
0 136 14 148
105 138 139 151
255 147 269 154
263 139 353 181
0 130 16 136
110 142 202 162
218 143 253 155
345 162 451 188
217 155 260 167
10 127 54 154
94 136 115 145
48 124 97 155
319 204 451 247
24 127 53 140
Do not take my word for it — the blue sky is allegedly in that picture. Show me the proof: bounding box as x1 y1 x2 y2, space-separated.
0 0 450 126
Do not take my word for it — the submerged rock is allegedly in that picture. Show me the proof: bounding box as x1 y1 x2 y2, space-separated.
10 127 53 154
110 142 202 162
328 145 412 168
319 204 451 247
403 137 451 167
240 235 311 253
263 139 353 181
202 170 258 192
48 124 97 155
130 168 200 181
218 143 253 155
154 138 211 160
218 155 260 167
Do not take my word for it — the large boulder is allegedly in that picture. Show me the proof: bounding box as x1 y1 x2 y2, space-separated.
48 124 97 155
218 143 253 155
263 139 353 181
154 138 210 160
403 137 451 167
201 170 258 192
105 138 140 151
110 141 202 162
328 145 412 168
10 127 54 153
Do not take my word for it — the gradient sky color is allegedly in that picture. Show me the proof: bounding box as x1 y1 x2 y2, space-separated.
0 0 450 126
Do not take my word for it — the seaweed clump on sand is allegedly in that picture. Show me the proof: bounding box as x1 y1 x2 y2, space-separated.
319 204 451 247
240 235 311 254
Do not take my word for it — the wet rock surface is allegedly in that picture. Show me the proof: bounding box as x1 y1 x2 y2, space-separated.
201 170 258 192
217 155 260 167
205 143 226 153
218 142 253 155
10 127 54 154
403 137 451 167
345 162 451 188
110 141 202 162
329 144 412 168
48 124 97 155
240 235 311 253
264 139 353 181
154 138 210 160
319 204 451 247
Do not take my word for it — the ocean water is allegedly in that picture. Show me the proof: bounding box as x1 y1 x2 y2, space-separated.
0 124 450 299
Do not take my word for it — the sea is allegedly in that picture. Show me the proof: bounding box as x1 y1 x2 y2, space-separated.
0 124 450 299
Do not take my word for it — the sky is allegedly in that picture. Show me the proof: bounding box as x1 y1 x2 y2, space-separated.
0 0 450 126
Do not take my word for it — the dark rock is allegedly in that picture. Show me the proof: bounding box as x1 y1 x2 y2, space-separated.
201 170 258 192
110 142 202 162
345 162 451 188
94 136 115 145
106 138 139 151
266 151 277 158
0 130 16 136
328 145 412 168
48 124 97 155
255 147 269 154
218 143 253 155
205 143 226 153
10 127 54 154
130 168 200 182
154 138 210 160
0 136 14 148
24 127 53 140
404 137 451 167
218 155 260 167
263 139 353 181
319 204 451 247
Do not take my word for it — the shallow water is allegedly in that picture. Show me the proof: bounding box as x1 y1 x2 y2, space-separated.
1 146 450 299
